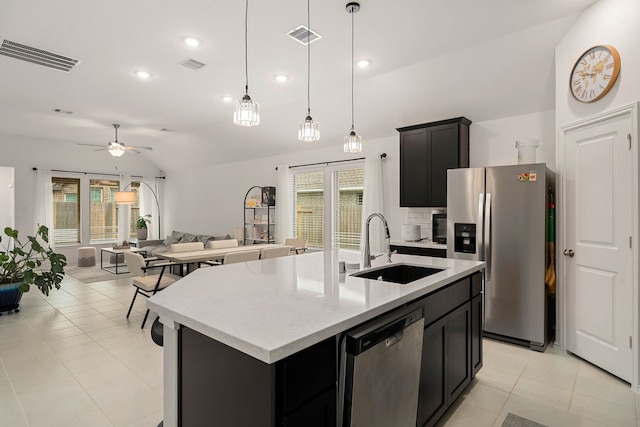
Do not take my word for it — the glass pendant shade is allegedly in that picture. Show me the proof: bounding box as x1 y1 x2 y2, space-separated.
233 94 259 127
298 115 320 142
343 130 362 153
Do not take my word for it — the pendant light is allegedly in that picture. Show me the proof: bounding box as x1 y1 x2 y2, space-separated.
233 0 259 127
344 2 362 153
298 0 319 142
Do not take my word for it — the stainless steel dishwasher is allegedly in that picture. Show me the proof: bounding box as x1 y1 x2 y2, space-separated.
342 306 424 427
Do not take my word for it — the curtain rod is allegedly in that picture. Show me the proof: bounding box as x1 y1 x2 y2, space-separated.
32 167 166 180
276 152 386 170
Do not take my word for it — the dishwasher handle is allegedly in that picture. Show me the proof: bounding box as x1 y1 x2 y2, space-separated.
346 307 423 355
386 331 404 347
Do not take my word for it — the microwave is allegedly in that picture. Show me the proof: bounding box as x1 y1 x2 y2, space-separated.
432 214 447 244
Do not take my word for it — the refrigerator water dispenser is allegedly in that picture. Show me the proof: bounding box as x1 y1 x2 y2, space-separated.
454 223 476 254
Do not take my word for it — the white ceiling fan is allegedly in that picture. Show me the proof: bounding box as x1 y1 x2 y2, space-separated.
78 123 153 157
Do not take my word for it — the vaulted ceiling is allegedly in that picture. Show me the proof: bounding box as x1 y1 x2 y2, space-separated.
0 0 598 171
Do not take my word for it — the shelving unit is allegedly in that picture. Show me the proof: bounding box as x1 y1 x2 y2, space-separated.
243 185 276 245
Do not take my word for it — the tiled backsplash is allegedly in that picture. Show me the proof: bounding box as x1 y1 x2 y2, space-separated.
405 207 446 241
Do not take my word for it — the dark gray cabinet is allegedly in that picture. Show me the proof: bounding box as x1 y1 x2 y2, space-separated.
398 117 471 207
177 270 483 427
179 329 336 427
416 272 482 427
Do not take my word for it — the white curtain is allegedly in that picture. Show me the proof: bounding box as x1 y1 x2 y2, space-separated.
275 165 293 244
139 176 159 240
118 174 131 243
360 155 385 256
33 168 54 246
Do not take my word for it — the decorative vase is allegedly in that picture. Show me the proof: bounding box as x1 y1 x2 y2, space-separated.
0 282 23 314
136 229 148 240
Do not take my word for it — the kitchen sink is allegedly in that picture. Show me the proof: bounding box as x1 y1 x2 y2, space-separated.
351 264 445 285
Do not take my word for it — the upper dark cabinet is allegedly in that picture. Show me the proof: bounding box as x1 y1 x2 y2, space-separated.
398 117 471 207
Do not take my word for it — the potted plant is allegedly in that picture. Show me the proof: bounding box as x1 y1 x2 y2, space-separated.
0 225 67 314
136 214 151 240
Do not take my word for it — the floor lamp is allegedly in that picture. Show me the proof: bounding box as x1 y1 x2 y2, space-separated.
115 181 161 240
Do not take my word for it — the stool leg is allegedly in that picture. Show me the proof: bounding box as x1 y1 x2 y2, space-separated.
127 289 139 318
141 309 151 329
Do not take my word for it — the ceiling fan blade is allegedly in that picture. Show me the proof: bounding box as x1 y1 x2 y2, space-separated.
77 143 105 148
125 146 153 151
93 148 108 152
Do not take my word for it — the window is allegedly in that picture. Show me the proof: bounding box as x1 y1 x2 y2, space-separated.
293 166 364 250
51 176 149 245
90 188 103 203
294 171 324 248
335 168 364 249
90 179 119 241
52 177 80 245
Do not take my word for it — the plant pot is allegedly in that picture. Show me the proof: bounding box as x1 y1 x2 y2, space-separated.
136 229 148 240
0 282 23 314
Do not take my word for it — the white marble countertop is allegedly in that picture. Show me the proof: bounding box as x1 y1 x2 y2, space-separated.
147 249 483 364
390 240 447 249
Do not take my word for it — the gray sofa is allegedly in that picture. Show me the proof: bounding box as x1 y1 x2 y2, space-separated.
137 230 232 257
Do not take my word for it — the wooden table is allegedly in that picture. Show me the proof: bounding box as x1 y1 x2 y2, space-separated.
158 244 291 274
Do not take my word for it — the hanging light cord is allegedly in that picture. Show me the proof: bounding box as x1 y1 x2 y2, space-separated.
350 8 355 132
307 0 311 115
244 0 249 96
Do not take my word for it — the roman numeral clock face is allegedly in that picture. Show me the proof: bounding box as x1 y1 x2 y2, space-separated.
570 45 621 103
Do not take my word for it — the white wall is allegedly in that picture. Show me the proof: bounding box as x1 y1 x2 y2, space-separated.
0 167 15 231
471 110 556 170
0 133 160 262
165 112 554 243
555 0 640 126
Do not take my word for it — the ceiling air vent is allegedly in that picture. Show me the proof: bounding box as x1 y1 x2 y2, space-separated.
287 25 322 45
0 39 79 72
179 58 206 70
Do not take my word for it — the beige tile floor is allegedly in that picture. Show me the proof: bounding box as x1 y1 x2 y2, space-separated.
1 273 639 426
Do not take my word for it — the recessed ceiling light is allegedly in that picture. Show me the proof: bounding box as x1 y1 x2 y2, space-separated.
182 36 203 47
221 96 233 102
355 59 371 69
135 70 151 79
274 74 288 83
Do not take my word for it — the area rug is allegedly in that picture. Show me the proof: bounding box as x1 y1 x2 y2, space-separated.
65 265 134 283
502 413 548 427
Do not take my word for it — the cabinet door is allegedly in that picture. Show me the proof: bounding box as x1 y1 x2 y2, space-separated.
446 302 472 403
416 317 447 427
428 123 459 207
281 387 336 427
400 128 429 207
471 294 483 377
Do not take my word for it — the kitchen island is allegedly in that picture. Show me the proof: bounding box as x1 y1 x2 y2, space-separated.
148 249 484 427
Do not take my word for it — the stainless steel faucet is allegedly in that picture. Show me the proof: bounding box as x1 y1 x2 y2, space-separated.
364 213 393 268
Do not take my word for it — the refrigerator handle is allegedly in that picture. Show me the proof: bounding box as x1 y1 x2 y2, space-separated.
478 193 484 260
484 193 492 280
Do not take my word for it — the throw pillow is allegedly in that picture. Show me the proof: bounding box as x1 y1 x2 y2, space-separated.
197 234 214 246
180 232 198 243
163 235 180 247
171 230 186 240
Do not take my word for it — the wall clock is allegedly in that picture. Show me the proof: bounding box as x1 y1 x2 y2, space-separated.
570 44 621 103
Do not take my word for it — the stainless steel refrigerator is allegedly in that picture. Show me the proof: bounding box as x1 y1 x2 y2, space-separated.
446 164 555 351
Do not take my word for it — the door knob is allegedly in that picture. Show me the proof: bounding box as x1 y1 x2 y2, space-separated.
563 249 575 257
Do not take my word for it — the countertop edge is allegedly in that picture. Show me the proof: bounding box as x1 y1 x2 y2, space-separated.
148 259 484 364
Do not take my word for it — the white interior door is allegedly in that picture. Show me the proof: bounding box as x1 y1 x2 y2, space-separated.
563 109 633 382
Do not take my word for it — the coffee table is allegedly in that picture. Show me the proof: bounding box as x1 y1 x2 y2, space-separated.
100 247 147 274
